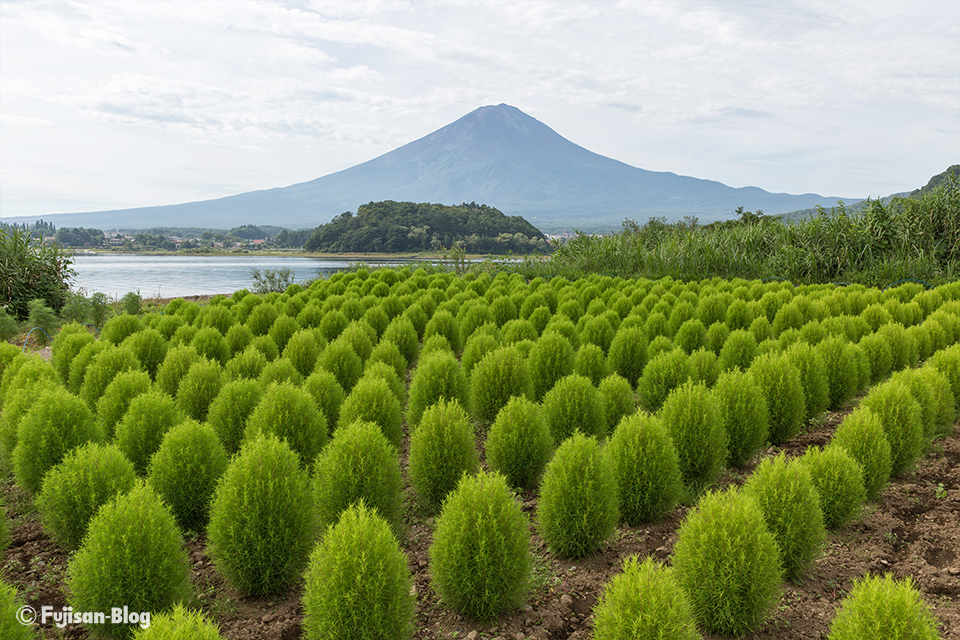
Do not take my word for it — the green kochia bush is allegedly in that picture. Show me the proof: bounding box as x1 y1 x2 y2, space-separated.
573 343 611 386
131 604 224 640
206 378 264 455
409 400 478 513
783 341 830 423
68 481 192 640
192 326 230 366
713 369 768 468
337 376 402 449
176 358 223 422
743 453 825 581
13 388 103 494
96 369 152 439
818 336 860 410
831 408 893 501
208 434 315 596
317 340 363 392
671 487 782 636
406 351 470 429
598 373 636 433
527 331 575 400
537 433 618 558
155 345 200 398
860 379 923 477
257 357 303 387
607 326 648 389
485 396 554 491
470 345 532 423
303 502 415 640
303 370 345 434
659 380 727 496
101 313 144 346
429 471 531 622
606 412 682 525
225 346 268 380
591 555 701 640
637 349 690 413
79 345 140 411
148 420 229 532
312 420 403 535
542 374 607 443
115 390 185 475
826 573 939 640
52 328 95 384
801 445 866 531
0 579 34 640
246 382 328 467
749 352 806 445
36 442 136 551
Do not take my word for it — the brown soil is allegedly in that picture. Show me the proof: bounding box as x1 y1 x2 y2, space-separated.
2 400 958 639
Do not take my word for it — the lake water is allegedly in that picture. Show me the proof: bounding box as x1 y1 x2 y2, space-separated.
69 254 438 298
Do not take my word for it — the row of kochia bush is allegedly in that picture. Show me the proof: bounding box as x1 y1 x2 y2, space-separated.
0 269 958 638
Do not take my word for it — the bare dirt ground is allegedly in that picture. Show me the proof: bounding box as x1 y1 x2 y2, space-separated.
2 389 958 639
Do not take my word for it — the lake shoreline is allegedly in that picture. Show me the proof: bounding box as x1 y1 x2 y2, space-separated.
73 249 506 261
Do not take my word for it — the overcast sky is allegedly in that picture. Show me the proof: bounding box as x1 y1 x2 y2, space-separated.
2 0 958 221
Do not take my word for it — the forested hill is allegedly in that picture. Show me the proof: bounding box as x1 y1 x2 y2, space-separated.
303 201 549 254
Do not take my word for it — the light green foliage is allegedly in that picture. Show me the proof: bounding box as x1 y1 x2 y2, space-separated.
191 326 230 366
425 309 462 354
0 307 19 342
249 333 279 361
206 378 264 454
915 366 955 437
225 322 254 357
36 442 136 550
123 328 168 380
743 453 825 580
409 399 478 512
490 295 518 327
2 355 58 406
245 302 279 336
13 387 102 494
928 345 960 419
268 313 299 353
581 315 615 353
687 348 719 387
860 380 923 477
671 487 782 636
470 345 532 423
801 445 866 530
637 349 690 412
818 336 859 410
155 345 200 398
312 420 403 534
68 481 192 640
503 317 539 344
317 339 363 392
148 420 228 531
131 604 224 640
674 318 706 354
176 358 223 422
528 331 575 400
827 573 939 640
246 382 328 466
592 556 701 640
861 302 894 332
749 352 805 445
51 327 95 384
0 579 35 640
606 412 682 525
831 408 892 501
368 338 406 380
537 432 618 558
659 380 727 495
713 369 769 468
303 502 414 640
486 396 554 491
857 332 893 384
406 350 469 428
225 345 268 380
573 342 611 386
543 374 607 443
115 390 184 475
607 326 648 389
337 376 402 449
877 323 918 372
704 320 730 355
96 369 152 438
362 360 406 406
429 471 531 621
258 357 304 387
784 341 830 422
599 373 635 433
79 345 140 410
208 434 315 596
303 369 345 434
100 313 144 346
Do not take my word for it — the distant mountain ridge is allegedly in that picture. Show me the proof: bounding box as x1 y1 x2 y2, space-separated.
7 104 849 232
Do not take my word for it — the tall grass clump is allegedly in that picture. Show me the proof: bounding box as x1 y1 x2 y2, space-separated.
826 574 939 640
749 352 806 445
671 487 782 636
429 471 531 621
542 374 607 443
486 396 554 491
860 379 923 477
206 378 264 454
13 387 102 494
831 408 893 501
637 349 690 412
246 382 328 466
406 350 470 428
95 369 152 439
599 373 636 433
659 380 727 497
783 341 830 422
800 445 866 530
68 481 192 639
312 420 403 534
743 453 825 580
591 555 701 640
208 434 315 596
713 369 769 468
537 433 618 558
303 502 414 640
527 331 575 400
148 420 228 532
606 412 682 525
36 442 136 550
176 358 223 422
115 390 184 475
409 400 478 513
470 345 532 423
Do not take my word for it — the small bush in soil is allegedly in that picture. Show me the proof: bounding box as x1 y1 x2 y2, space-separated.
637 349 690 413
599 373 636 433
915 365 956 437
2 355 58 405
406 350 470 428
361 360 406 406
606 412 682 525
225 346 268 381
826 573 939 640
860 379 923 477
268 314 299 354
607 326 648 389
687 347 719 387
206 378 264 454
659 380 727 496
470 345 532 423
176 358 223 422
155 345 200 398
713 369 769 468
430 471 531 621
817 336 860 410
743 453 825 580
131 603 224 640
66 340 108 394
368 338 406 380
101 313 143 346
801 445 866 530
425 309 462 354
51 328 95 384
671 487 782 636
591 555 701 640
928 344 960 419
831 407 892 501
246 302 279 336
13 387 103 494
503 318 539 345
0 579 34 640
876 322 918 372
208 434 315 596
409 399 478 513
257 357 303 387
148 420 228 531
80 345 140 410
486 396 554 491
543 374 607 443
749 352 806 445
857 332 893 385
783 341 830 422
115 390 184 475
36 442 136 550
573 343 611 386
382 315 419 366
246 382 328 466
537 432 618 558
674 318 707 354
303 370 345 433
303 501 414 640
96 369 152 439
68 481 192 639
890 369 937 443
191 326 230 366
317 339 363 392
527 331 575 400
312 420 403 534
337 376 402 449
